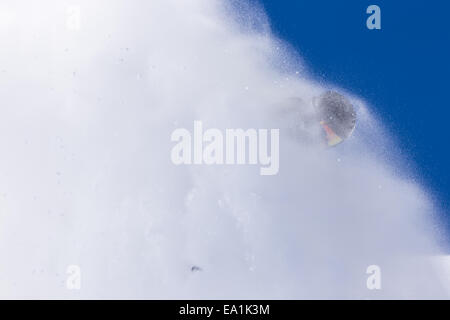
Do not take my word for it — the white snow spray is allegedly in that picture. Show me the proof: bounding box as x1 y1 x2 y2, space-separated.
0 0 448 298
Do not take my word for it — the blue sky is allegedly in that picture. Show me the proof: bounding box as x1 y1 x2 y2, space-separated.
260 0 450 227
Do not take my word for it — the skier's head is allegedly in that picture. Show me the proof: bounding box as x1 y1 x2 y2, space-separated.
315 91 356 141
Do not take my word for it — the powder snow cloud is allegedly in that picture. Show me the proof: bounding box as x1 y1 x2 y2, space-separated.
0 0 448 298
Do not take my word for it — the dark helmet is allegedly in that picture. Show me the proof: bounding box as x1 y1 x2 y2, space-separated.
315 91 357 143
